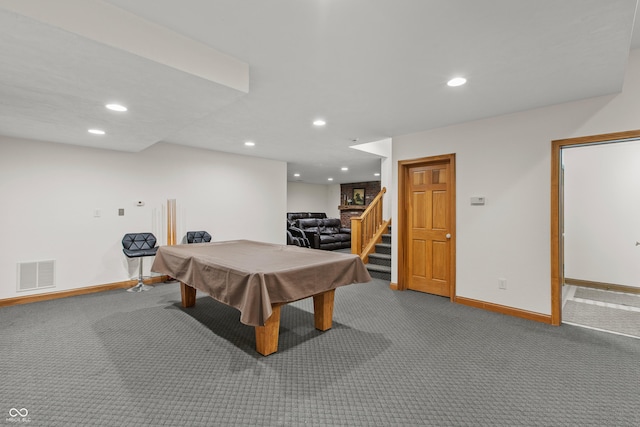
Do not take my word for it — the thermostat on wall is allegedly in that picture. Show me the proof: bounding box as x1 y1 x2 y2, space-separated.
470 196 485 206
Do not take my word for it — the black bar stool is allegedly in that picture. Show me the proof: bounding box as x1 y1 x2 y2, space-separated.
122 232 159 292
186 231 212 243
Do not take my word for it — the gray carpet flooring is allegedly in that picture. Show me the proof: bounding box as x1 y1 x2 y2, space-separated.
1 279 640 426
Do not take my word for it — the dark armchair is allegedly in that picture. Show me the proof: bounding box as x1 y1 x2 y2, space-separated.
286 223 311 247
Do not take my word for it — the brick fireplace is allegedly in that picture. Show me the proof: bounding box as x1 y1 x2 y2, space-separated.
339 181 381 227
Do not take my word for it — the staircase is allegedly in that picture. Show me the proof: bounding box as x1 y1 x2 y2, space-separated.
365 227 391 281
349 187 391 281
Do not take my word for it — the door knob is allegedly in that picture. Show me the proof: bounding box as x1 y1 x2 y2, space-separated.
446 233 451 239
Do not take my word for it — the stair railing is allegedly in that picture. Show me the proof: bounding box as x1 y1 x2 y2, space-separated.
351 187 391 262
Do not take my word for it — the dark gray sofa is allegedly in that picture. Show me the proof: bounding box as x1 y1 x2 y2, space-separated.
286 212 351 250
294 217 351 251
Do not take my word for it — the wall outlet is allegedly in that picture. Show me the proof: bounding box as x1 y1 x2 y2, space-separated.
498 278 507 290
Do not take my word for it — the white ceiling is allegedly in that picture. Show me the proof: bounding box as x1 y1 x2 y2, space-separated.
0 0 638 184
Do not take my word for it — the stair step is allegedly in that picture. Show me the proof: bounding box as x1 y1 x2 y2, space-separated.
363 225 392 281
375 242 391 255
366 263 391 273
366 263 391 281
368 252 391 267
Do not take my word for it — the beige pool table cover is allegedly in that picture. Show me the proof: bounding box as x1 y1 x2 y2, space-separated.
151 240 372 326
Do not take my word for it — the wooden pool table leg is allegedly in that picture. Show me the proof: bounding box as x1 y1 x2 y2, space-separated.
313 289 335 331
180 282 196 307
255 304 281 356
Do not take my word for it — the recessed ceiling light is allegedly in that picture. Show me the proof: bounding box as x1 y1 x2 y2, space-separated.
106 103 127 112
88 129 105 135
341 167 348 171
293 173 300 177
374 173 380 176
447 77 467 87
244 141 255 147
313 119 326 126
327 177 333 181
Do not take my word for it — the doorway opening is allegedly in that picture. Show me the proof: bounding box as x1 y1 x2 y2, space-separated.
551 129 640 329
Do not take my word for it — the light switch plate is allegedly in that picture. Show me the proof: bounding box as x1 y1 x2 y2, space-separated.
470 196 485 205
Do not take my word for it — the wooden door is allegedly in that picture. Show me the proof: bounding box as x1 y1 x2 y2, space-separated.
406 160 453 296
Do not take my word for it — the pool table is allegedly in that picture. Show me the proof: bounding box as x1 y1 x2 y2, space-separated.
151 240 371 355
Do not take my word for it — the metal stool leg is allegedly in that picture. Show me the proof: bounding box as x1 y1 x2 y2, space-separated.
127 257 153 292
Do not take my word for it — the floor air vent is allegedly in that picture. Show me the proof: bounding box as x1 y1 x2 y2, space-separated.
17 260 55 291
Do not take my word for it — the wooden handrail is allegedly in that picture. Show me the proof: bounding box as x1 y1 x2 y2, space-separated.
361 187 386 219
351 187 389 262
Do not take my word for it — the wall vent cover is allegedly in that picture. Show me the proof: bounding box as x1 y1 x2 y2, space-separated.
17 260 55 292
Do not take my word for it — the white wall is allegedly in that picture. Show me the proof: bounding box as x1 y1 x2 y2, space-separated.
0 138 286 299
325 184 341 219
563 140 640 287
351 138 392 220
287 182 340 218
381 156 392 220
392 48 640 316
